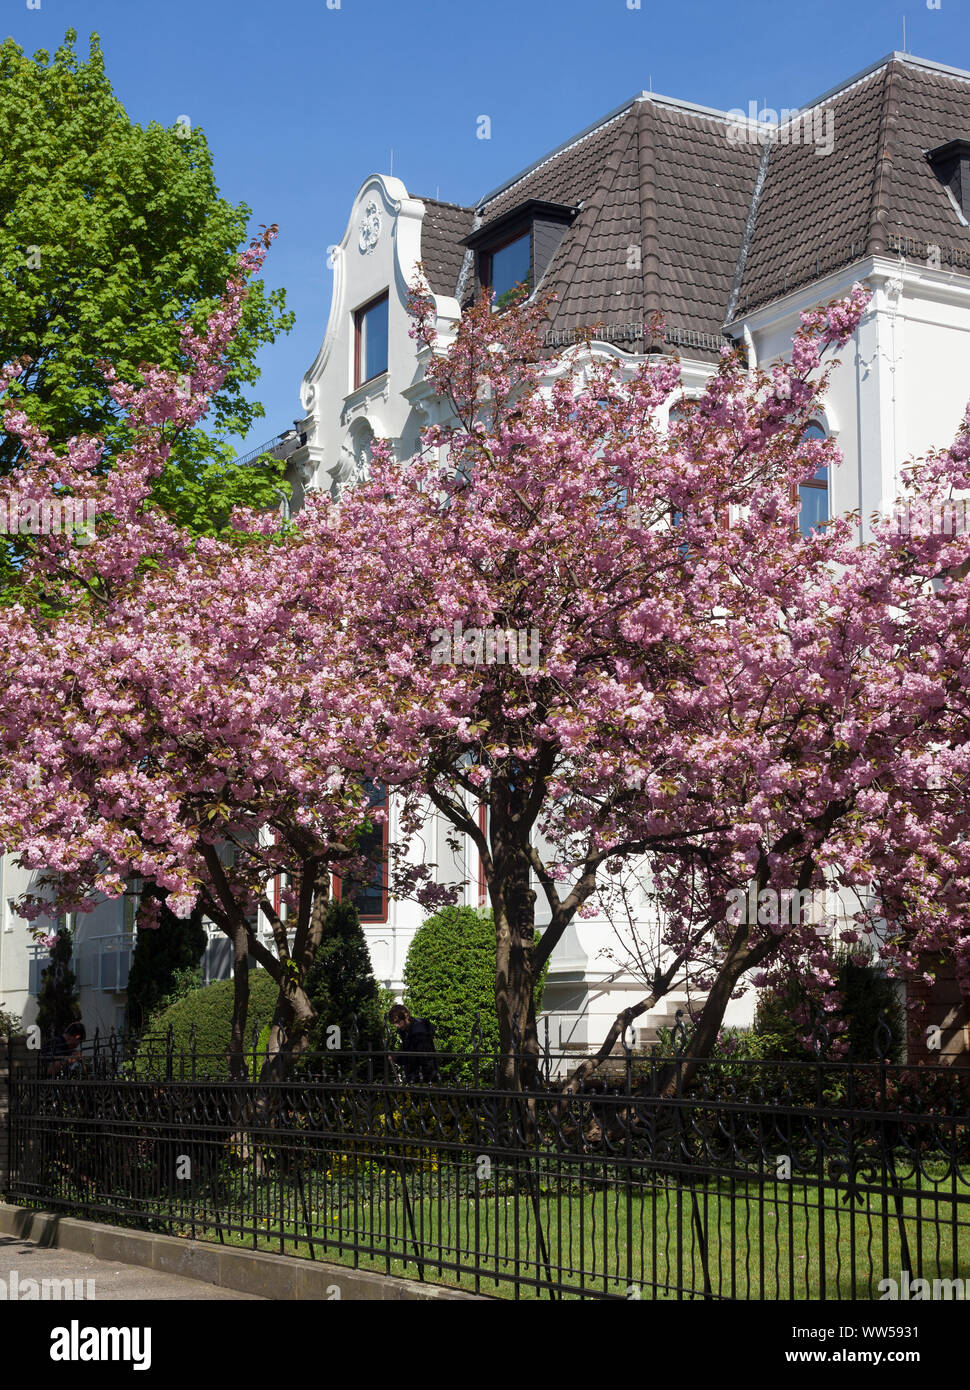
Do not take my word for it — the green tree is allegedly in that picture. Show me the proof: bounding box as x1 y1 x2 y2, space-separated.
124 886 207 1038
303 897 385 1055
35 927 80 1039
0 30 293 590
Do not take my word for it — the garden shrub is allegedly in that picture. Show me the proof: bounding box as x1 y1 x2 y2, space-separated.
35 928 80 1039
302 896 385 1054
754 943 905 1063
125 889 206 1037
135 969 278 1077
403 906 547 1080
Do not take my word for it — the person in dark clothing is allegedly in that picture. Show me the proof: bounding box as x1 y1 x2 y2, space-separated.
45 1020 86 1076
387 1005 439 1083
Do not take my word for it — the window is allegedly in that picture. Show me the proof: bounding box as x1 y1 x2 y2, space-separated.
465 201 575 309
336 782 388 921
797 422 829 537
484 231 531 306
354 292 389 388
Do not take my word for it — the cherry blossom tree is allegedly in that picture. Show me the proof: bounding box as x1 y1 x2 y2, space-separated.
330 281 970 1087
0 233 383 1075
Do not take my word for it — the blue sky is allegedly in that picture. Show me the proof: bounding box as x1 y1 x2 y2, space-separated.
5 0 970 454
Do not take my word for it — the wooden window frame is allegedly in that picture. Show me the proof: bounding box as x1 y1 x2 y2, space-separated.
353 291 389 391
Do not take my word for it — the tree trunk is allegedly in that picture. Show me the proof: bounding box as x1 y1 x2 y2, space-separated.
492 827 540 1091
258 864 331 1083
226 920 250 1080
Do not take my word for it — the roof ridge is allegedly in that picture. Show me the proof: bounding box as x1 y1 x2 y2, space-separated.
542 110 639 330
413 195 474 212
636 100 660 309
477 101 635 209
867 61 900 257
724 138 773 326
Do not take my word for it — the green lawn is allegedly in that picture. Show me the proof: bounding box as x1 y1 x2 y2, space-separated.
142 1169 970 1301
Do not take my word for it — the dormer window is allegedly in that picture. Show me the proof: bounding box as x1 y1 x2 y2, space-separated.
464 200 577 308
927 140 970 223
354 291 389 389
486 230 532 306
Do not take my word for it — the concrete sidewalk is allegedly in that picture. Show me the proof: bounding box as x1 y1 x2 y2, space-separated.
0 1232 263 1300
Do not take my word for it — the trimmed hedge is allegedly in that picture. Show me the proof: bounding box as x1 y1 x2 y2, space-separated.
135 969 278 1077
403 906 546 1076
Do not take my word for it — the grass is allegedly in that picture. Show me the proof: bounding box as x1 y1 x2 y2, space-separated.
84 1163 970 1302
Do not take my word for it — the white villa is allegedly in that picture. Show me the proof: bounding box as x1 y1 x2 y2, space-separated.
3 50 970 1061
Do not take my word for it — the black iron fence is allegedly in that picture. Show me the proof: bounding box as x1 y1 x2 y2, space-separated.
5 1030 969 1301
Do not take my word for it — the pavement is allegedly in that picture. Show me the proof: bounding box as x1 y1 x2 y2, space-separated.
0 1232 264 1299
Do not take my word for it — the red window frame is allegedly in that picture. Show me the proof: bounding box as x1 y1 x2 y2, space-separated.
353 291 389 390
333 786 389 923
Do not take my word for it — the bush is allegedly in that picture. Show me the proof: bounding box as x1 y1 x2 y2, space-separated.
35 928 80 1039
754 944 905 1063
0 1004 23 1039
403 906 547 1078
135 969 278 1077
303 897 385 1054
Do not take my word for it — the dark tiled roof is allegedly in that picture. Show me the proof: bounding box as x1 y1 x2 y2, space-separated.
464 98 762 357
735 55 970 313
417 53 970 347
414 197 475 297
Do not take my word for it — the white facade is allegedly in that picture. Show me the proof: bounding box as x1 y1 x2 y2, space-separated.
280 154 970 1055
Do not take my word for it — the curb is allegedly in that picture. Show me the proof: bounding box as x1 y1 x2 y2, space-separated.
0 1202 483 1301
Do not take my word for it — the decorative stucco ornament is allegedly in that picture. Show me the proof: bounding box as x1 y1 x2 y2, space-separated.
358 200 382 254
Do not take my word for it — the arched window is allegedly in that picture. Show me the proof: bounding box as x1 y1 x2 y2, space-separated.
798 422 828 537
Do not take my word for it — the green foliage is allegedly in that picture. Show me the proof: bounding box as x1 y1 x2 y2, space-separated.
754 944 905 1063
403 907 547 1076
303 896 385 1054
35 927 80 1038
0 1004 23 1038
147 965 205 1026
125 888 207 1037
135 969 278 1077
0 30 293 594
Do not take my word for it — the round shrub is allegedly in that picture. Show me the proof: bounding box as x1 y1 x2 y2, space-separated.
135 969 278 1077
403 906 546 1077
